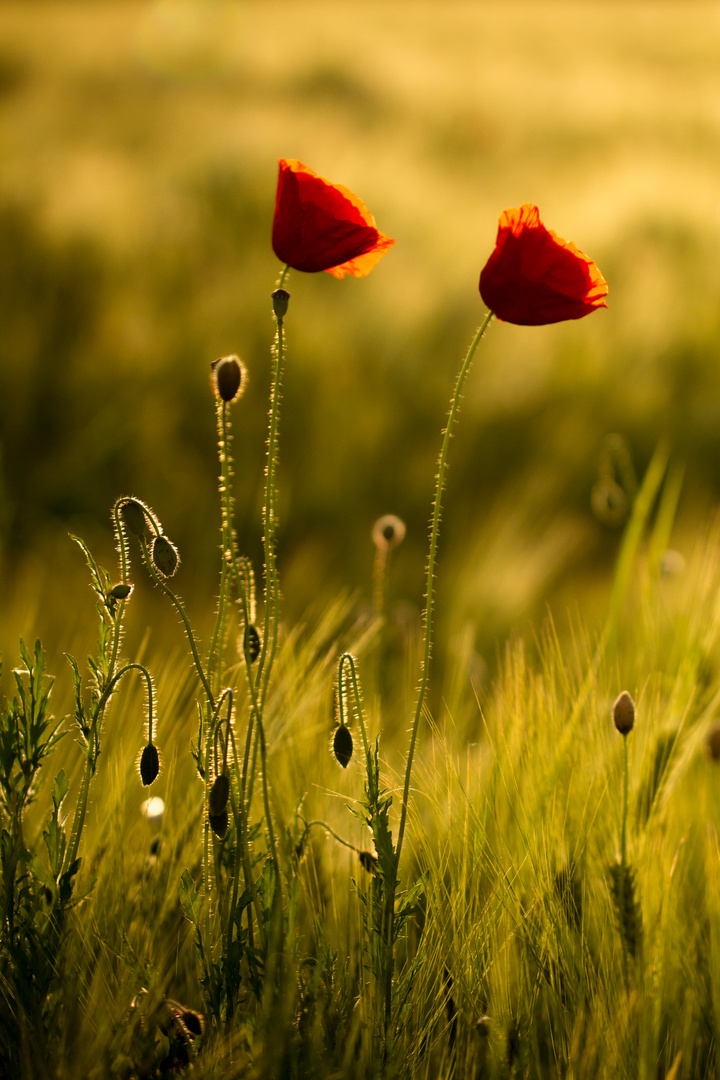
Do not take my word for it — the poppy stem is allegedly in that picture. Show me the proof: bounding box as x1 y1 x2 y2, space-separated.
395 310 494 871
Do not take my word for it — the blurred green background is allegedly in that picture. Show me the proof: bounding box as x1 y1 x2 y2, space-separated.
2 0 720 673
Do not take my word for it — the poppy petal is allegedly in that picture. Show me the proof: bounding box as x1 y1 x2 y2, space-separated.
272 159 394 277
479 204 608 325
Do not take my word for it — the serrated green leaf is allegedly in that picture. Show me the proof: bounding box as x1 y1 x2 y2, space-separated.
44 813 66 880
396 871 429 919
52 770 69 812
27 853 55 892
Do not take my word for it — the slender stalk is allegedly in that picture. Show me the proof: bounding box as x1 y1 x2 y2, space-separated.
108 499 133 679
299 819 364 854
395 312 493 869
139 538 214 708
257 265 289 705
338 653 371 762
621 736 629 870
208 400 235 693
243 268 290 903
64 662 153 873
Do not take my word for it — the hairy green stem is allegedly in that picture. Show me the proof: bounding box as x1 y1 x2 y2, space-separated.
337 652 371 762
208 401 235 693
621 736 629 869
139 538 215 708
64 662 154 874
395 312 493 869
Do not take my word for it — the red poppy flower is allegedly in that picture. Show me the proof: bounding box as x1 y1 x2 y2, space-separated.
272 158 394 279
479 204 608 325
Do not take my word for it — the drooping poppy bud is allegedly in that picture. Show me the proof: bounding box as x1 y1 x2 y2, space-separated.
152 535 180 577
139 743 160 785
209 811 229 838
122 499 149 539
333 724 353 768
209 773 230 817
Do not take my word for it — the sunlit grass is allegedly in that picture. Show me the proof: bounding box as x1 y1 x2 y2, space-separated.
3 5 720 1074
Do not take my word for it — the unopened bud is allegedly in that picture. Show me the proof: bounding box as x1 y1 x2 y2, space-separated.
209 773 230 817
613 691 635 736
212 354 247 404
122 500 148 539
209 811 229 838
332 724 353 768
139 743 160 786
152 535 179 577
271 288 290 321
110 583 133 601
372 514 406 551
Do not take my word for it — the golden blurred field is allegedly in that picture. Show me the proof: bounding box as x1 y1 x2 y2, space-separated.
2 0 720 667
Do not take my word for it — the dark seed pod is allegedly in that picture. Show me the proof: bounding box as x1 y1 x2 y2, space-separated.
122 499 148 539
271 288 290 321
152 535 180 577
213 354 246 403
209 773 230 816
333 724 353 768
359 850 378 873
110 583 133 600
613 691 635 736
139 743 160 786
244 624 261 663
209 810 229 838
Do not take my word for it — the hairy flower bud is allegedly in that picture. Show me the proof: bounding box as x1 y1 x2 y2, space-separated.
110 583 133 600
333 724 353 768
209 773 230 817
152 535 179 577
209 811 229 838
372 514 406 551
122 499 148 539
212 354 247 404
613 691 635 736
139 743 160 786
271 288 290 321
